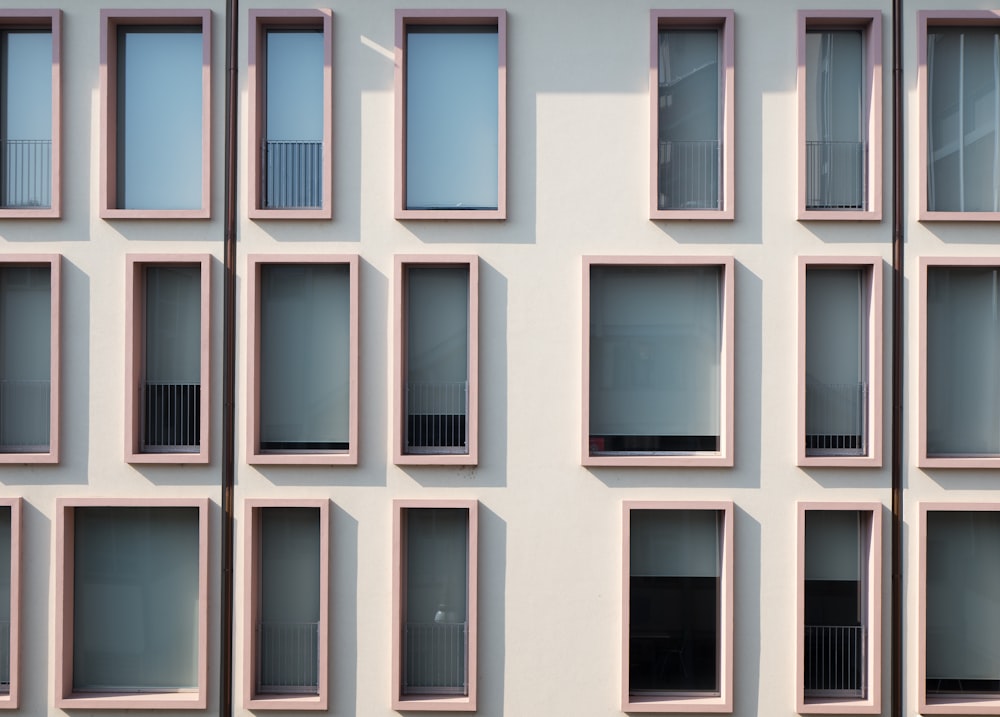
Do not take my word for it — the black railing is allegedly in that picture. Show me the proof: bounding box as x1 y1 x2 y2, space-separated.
806 141 867 210
0 139 51 209
141 382 200 452
658 139 721 210
257 621 319 693
403 621 467 695
806 381 867 456
0 379 50 452
262 140 322 209
405 381 468 453
804 625 866 697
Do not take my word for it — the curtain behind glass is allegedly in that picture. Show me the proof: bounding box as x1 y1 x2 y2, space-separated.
927 267 1000 456
144 266 200 385
73 507 200 691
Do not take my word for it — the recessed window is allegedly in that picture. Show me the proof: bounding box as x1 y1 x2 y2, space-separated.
395 11 506 219
0 499 20 709
394 256 479 465
101 11 210 218
623 501 733 712
584 257 734 467
0 11 59 216
650 11 734 220
248 255 358 465
393 500 478 711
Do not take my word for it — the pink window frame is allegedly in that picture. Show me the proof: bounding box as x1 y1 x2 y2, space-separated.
918 11 1000 222
125 254 211 464
917 502 1000 714
392 499 479 712
246 254 358 465
248 9 332 219
0 255 60 464
918 256 1000 468
621 500 734 713
0 10 61 219
99 9 211 220
394 9 507 221
649 10 735 221
796 11 882 221
243 499 329 710
54 497 210 710
0 498 21 710
582 256 735 467
796 502 883 714
393 255 479 466
797 257 883 467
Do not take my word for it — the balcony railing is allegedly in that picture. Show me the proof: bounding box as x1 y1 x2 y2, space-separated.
262 140 322 209
403 621 467 695
806 141 867 210
141 382 200 452
405 381 468 453
257 621 319 694
804 625 866 698
1 139 51 209
658 139 721 210
0 379 50 452
806 381 867 456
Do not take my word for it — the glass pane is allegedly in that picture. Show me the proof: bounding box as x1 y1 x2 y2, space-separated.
260 264 350 451
117 27 203 210
406 26 499 210
1 30 52 208
590 265 722 454
73 507 200 691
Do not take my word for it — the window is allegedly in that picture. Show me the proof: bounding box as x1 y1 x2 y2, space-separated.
920 258 1000 467
798 258 882 466
395 10 506 220
55 498 209 709
394 256 479 465
0 256 60 463
244 500 328 710
650 10 734 220
584 257 734 467
392 500 478 711
126 255 210 464
249 10 331 218
247 255 358 465
920 503 1000 712
798 12 882 220
622 501 733 712
0 10 59 217
920 12 1000 220
0 499 20 709
797 503 882 713
100 10 210 218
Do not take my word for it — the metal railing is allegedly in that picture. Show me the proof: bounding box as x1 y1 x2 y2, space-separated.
806 141 867 210
257 621 319 693
141 382 200 452
1 139 51 209
658 139 721 210
0 379 50 452
403 621 467 694
806 382 867 455
804 625 866 697
405 381 468 453
262 140 322 209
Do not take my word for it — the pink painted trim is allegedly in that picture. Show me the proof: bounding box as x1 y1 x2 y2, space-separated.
100 10 212 220
0 255 60 463
125 254 212 464
917 502 1000 714
246 254 358 465
0 11 60 218
248 10 333 219
796 257 883 467
243 499 329 710
918 257 1000 468
392 499 478 711
795 502 883 714
394 10 507 221
0 499 22 709
649 10 735 221
796 11 882 221
54 497 210 710
622 501 734 712
393 255 479 466
918 11 1000 222
582 256 735 467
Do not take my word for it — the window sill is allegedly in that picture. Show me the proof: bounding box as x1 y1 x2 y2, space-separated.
125 451 209 465
585 454 732 468
650 208 734 221
249 207 331 220
248 451 356 466
393 694 475 712
56 691 205 710
798 209 881 222
101 207 210 220
0 207 59 219
247 693 327 711
396 207 505 221
0 451 57 465
918 455 1000 469
799 696 880 714
919 209 1000 222
624 693 731 713
395 452 477 467
798 454 881 468
920 695 1000 715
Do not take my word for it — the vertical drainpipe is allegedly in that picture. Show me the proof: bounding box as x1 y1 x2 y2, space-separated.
890 0 903 715
221 0 238 715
